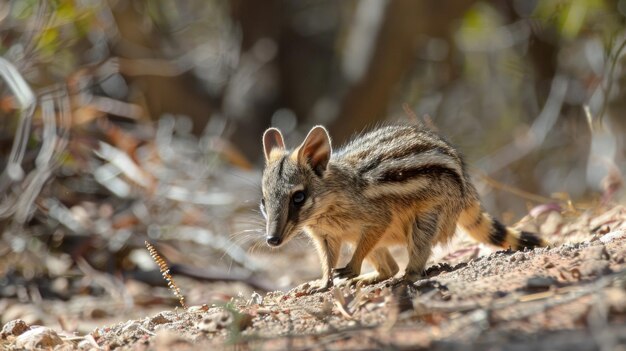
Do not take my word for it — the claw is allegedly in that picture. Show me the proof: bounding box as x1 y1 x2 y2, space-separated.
384 276 404 287
333 265 358 279
384 273 422 287
307 286 328 294
306 280 333 295
348 278 363 288
402 270 422 283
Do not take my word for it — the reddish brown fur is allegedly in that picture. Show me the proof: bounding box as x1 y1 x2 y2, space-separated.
261 124 548 292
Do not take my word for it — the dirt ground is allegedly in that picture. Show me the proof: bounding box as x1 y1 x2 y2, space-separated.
2 205 626 350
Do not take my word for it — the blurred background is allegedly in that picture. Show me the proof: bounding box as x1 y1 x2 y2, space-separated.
0 0 625 332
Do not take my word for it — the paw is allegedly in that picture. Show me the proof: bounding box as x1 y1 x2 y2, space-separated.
384 272 422 287
306 280 333 295
333 265 359 280
401 270 422 283
349 272 391 287
384 276 407 288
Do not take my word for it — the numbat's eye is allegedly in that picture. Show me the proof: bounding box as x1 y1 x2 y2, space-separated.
292 191 306 205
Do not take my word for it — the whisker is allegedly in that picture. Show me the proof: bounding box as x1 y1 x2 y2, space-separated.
229 228 264 236
233 221 265 227
219 234 257 262
233 215 265 223
227 232 262 248
248 240 266 255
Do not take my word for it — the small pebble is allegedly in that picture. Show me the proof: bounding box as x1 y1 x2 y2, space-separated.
600 230 626 243
248 292 264 306
187 304 209 313
15 327 64 349
526 276 557 290
150 313 171 326
197 318 218 333
0 319 29 338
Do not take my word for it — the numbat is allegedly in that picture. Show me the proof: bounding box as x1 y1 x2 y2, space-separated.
260 124 547 293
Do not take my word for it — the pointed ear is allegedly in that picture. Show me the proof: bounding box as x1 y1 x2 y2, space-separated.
262 128 285 161
297 126 332 173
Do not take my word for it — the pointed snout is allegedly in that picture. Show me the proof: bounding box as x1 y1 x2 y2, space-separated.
266 236 282 246
265 221 283 247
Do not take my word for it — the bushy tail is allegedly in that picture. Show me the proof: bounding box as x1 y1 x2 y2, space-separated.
458 200 548 250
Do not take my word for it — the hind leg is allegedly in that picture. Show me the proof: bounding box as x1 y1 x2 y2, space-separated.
403 207 459 282
350 247 399 286
403 211 440 282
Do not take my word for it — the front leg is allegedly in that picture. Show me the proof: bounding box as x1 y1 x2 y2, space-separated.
308 235 341 294
334 226 385 280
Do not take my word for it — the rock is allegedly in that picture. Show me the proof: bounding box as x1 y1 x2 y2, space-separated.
15 327 64 349
120 320 140 334
197 317 218 333
508 252 526 263
187 304 209 313
571 260 611 279
1 319 29 338
196 310 232 333
195 309 253 333
526 276 558 291
248 291 264 306
150 312 172 326
214 310 233 329
599 230 626 243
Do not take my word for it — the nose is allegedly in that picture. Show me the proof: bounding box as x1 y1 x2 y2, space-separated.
266 220 282 247
266 236 282 246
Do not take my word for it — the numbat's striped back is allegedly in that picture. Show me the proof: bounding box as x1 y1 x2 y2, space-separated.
336 125 465 198
261 124 548 292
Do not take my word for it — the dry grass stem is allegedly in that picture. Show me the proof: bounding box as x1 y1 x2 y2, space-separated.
145 241 187 309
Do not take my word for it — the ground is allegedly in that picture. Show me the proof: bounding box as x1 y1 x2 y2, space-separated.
1 205 626 350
